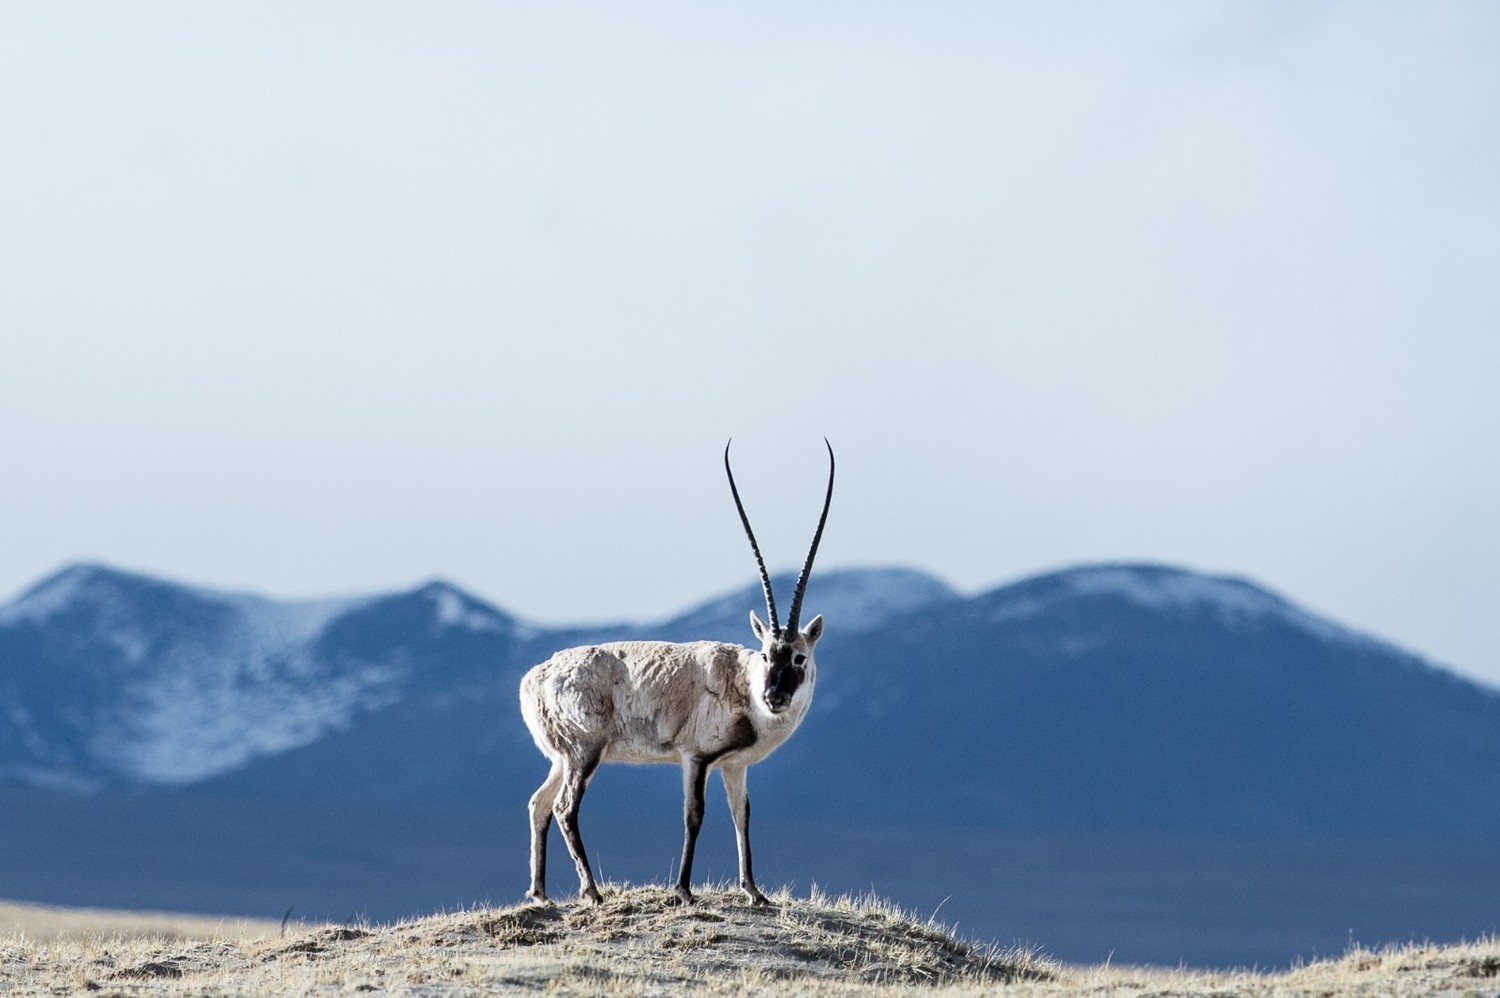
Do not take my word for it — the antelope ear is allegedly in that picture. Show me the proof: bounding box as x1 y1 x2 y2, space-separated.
800 614 824 646
750 611 771 642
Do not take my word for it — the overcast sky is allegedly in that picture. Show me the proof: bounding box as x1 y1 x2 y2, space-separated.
3 3 1498 685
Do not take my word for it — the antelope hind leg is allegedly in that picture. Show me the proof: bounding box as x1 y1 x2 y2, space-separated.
554 752 604 905
526 761 564 902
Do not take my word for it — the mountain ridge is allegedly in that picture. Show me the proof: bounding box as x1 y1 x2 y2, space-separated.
0 558 1453 673
3 558 1499 840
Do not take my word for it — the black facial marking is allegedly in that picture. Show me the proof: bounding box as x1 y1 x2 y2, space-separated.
764 643 806 710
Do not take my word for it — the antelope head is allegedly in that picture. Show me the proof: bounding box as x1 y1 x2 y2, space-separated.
725 439 835 717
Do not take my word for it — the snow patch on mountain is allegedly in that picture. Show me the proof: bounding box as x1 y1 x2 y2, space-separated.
94 656 405 784
222 592 366 653
803 568 959 630
0 565 96 626
94 590 394 783
1066 566 1285 615
658 566 958 638
989 563 1358 645
420 582 513 634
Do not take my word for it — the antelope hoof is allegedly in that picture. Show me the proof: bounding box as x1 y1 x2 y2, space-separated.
581 886 603 906
672 884 696 905
525 888 549 904
742 886 770 907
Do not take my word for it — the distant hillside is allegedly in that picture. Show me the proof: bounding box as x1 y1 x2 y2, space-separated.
0 564 521 789
783 563 1500 837
4 560 1500 838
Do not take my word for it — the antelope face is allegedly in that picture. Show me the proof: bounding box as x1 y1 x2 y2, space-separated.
751 612 823 716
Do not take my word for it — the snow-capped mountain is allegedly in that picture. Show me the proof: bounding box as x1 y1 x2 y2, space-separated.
793 562 1500 837
3 559 1499 839
0 565 523 789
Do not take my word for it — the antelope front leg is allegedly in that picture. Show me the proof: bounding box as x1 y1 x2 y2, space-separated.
674 754 710 904
721 764 769 905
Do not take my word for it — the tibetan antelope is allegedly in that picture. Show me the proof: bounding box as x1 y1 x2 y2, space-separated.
519 440 835 906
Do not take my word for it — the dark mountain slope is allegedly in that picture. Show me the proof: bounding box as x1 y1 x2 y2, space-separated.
785 564 1500 836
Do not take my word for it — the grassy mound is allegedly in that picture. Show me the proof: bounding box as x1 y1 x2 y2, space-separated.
2 883 1052 994
5 886 1497 995
393 883 1056 990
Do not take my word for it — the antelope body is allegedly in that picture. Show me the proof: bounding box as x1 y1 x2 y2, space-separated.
520 441 834 906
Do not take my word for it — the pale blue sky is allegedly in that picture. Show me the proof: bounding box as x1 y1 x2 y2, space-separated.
3 3 1498 684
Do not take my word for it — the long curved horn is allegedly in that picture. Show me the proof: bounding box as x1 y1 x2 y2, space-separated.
786 438 835 634
724 439 780 635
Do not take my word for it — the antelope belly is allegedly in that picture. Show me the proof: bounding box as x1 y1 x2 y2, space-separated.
601 740 680 764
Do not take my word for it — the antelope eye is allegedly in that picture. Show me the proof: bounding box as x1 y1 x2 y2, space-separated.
794 654 806 665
